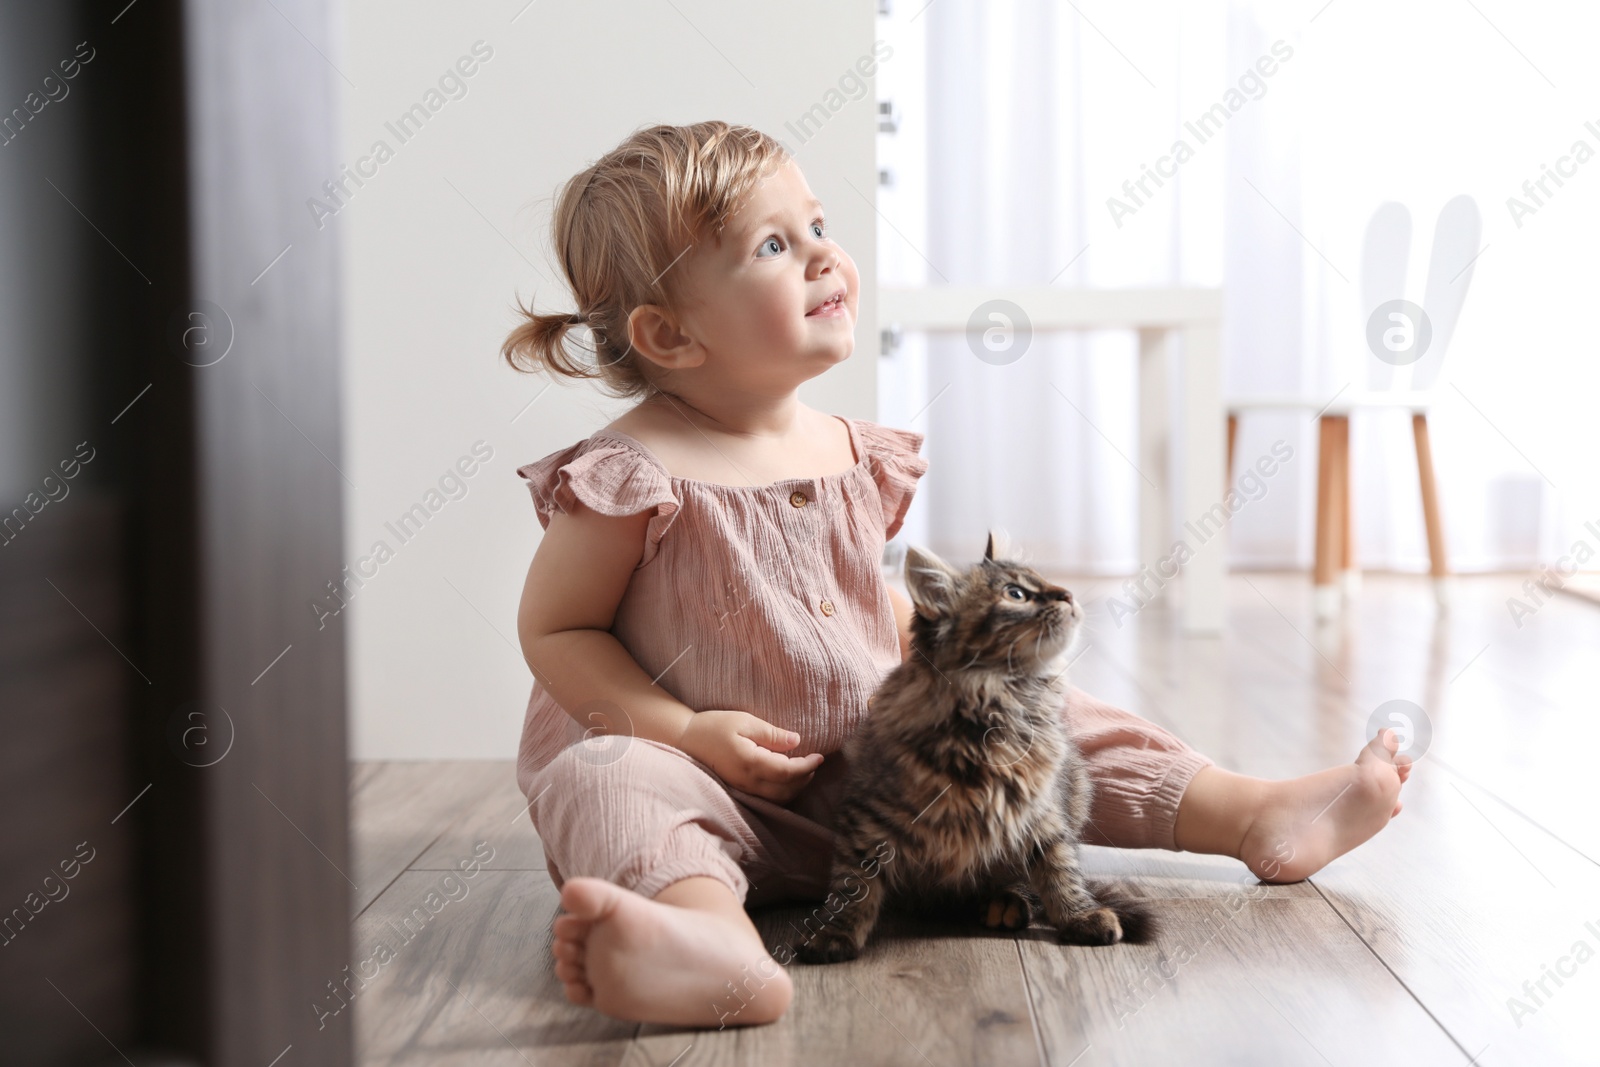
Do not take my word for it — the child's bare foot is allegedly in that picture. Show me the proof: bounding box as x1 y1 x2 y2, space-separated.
551 875 792 1027
1237 730 1411 883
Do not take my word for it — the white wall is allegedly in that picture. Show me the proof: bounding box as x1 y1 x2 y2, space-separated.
340 1 879 759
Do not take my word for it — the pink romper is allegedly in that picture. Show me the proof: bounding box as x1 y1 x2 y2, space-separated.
515 415 1211 907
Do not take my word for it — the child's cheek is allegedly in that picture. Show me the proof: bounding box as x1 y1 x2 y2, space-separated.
839 252 861 307
724 280 779 341
757 283 802 336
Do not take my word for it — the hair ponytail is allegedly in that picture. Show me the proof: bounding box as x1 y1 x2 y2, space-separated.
502 304 600 380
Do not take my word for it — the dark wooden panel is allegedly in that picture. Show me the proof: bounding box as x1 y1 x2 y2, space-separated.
0 498 138 1065
176 0 352 1059
0 2 150 1062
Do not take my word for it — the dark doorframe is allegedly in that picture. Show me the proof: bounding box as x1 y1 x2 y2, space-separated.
0 1 351 1063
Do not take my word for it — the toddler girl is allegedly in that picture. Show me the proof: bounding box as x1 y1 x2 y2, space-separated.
506 121 1409 1029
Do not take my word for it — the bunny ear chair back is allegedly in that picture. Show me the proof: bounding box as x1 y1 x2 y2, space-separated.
1413 195 1482 392
1362 201 1413 392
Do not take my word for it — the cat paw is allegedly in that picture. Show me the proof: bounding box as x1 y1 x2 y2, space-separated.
1057 907 1124 946
793 929 863 964
979 888 1033 930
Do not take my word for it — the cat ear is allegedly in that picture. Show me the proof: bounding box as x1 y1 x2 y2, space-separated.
984 528 1014 562
905 545 962 618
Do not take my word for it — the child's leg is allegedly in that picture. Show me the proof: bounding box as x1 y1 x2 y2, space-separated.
1062 685 1411 882
528 737 791 1027
1060 684 1214 850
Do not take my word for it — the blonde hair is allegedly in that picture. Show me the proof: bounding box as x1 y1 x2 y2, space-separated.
502 121 789 399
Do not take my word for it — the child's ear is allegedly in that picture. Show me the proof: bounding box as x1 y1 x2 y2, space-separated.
904 545 962 618
627 305 704 370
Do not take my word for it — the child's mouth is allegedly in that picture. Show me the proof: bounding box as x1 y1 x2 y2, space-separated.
806 291 846 317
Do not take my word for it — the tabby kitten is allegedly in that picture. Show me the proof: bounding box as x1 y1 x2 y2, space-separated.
793 531 1153 964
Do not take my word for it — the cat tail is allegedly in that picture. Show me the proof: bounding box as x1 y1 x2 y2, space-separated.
1089 881 1158 945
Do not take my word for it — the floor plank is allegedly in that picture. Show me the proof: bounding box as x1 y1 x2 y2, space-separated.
630 906 1043 1066
350 573 1600 1064
412 770 546 872
353 869 636 1065
1020 850 1464 1066
1067 573 1600 1066
349 761 509 915
1310 751 1600 1066
1357 580 1600 864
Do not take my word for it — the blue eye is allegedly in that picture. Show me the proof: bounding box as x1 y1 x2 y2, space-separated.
811 220 826 238
756 236 783 258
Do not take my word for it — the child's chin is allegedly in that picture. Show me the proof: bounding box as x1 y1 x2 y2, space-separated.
804 341 854 369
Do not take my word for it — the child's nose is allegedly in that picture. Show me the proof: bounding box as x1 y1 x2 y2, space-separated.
808 246 840 279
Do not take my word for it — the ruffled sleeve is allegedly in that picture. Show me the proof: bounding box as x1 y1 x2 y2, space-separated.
516 436 681 568
856 420 929 541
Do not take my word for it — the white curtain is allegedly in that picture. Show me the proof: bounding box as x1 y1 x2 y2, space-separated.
879 0 1600 576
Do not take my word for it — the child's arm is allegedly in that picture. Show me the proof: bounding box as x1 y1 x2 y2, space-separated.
886 583 914 663
518 501 822 802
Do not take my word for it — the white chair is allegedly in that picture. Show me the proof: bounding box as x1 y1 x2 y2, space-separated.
1227 196 1481 620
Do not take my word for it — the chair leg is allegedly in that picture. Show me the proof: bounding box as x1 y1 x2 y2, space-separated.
1313 416 1343 620
1226 413 1238 485
1337 416 1359 598
1413 413 1451 608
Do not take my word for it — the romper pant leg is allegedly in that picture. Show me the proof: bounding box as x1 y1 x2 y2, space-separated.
1061 684 1214 851
526 735 817 905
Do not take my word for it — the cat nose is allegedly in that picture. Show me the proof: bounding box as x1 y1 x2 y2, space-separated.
1045 588 1073 604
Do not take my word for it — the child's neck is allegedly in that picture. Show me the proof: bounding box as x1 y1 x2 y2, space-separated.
645 385 804 441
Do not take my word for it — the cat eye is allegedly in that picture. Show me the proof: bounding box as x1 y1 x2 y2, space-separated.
1003 584 1029 602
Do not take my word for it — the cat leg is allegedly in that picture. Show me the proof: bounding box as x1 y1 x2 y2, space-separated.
1028 833 1127 946
977 883 1037 931
901 883 1036 931
791 847 891 964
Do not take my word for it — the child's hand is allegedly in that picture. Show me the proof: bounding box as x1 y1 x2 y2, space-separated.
676 710 824 804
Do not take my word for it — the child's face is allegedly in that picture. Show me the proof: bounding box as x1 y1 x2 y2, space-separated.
673 159 859 393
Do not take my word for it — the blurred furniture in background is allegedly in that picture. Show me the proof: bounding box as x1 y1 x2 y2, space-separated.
0 1 351 1064
879 286 1225 633
1226 196 1481 620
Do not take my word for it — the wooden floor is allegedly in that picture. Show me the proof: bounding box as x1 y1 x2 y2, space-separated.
350 573 1600 1066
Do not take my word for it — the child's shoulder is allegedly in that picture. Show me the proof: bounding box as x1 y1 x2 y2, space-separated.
599 402 688 468
516 415 679 553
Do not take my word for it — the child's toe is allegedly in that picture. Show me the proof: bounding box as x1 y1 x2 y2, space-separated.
1360 730 1400 765
560 876 624 922
554 914 594 941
